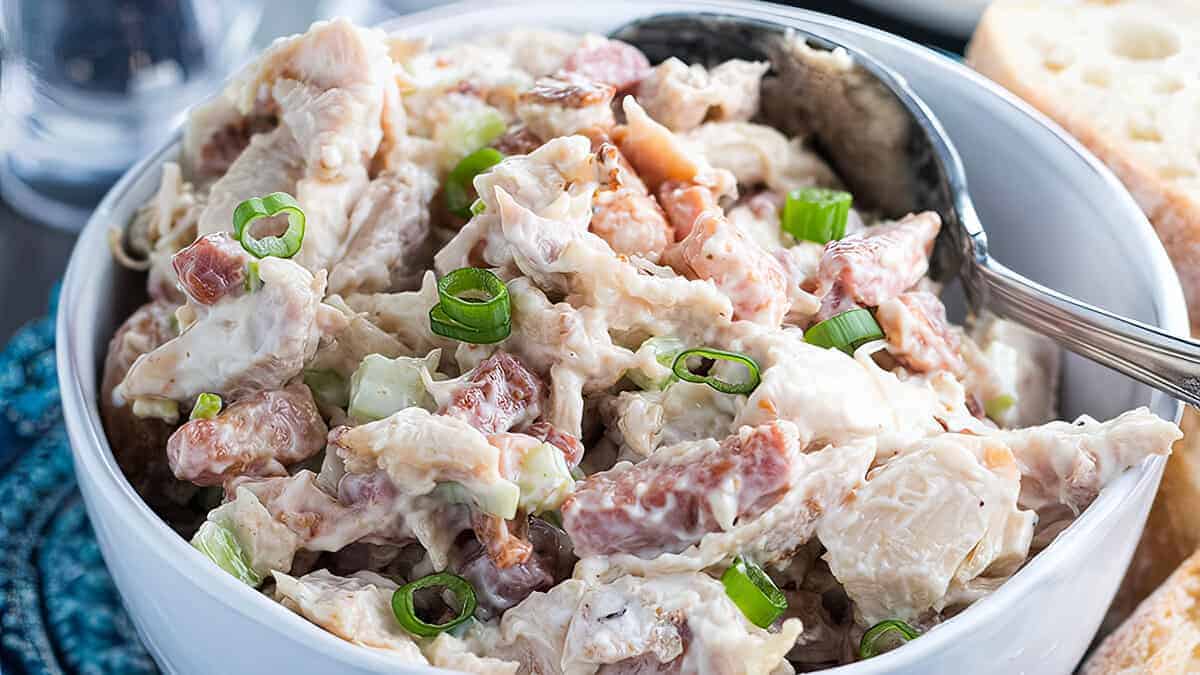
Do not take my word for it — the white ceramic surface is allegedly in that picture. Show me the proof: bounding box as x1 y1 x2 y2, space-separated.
853 0 990 39
57 2 1187 674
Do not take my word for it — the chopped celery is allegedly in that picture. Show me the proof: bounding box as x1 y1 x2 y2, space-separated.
434 479 521 520
472 480 521 521
517 442 575 514
432 481 474 505
437 106 506 171
131 397 179 423
304 369 350 409
628 336 687 390
191 520 262 587
348 352 439 423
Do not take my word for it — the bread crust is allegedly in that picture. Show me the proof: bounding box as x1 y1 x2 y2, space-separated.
1083 547 1200 674
1107 410 1200 628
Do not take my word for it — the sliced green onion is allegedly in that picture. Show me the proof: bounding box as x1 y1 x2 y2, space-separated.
470 198 487 216
392 572 478 637
438 107 507 170
781 187 852 244
189 393 222 421
437 267 510 327
191 521 262 587
430 305 511 344
232 192 306 259
244 261 262 293
984 394 1016 421
429 267 512 344
721 556 787 628
859 619 920 659
628 336 687 390
445 148 504 218
304 369 350 409
671 348 761 395
805 309 885 355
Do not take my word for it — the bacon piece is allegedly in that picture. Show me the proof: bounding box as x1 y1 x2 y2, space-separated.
493 126 544 156
518 74 617 141
657 181 720 241
562 422 797 558
524 420 585 468
876 291 965 375
439 351 546 434
472 511 534 570
815 211 941 319
562 38 651 93
667 212 790 326
167 382 327 486
590 140 672 261
522 73 615 108
172 232 251 305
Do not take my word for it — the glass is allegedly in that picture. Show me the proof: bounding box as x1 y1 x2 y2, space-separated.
0 0 262 230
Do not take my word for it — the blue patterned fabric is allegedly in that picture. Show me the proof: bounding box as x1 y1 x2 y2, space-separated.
0 289 158 675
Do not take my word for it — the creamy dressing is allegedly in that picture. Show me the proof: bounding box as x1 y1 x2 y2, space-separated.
104 20 1185 675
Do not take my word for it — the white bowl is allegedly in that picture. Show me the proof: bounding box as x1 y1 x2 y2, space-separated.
57 1 1187 673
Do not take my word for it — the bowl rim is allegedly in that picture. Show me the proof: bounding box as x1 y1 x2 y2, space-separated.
55 1 1187 673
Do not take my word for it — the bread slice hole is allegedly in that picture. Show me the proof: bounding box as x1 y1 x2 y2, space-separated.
1043 58 1068 73
1109 20 1181 61
1154 77 1185 95
1082 67 1112 88
1128 119 1163 143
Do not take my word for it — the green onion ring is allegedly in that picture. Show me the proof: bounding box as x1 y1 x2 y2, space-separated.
189 393 222 421
781 187 852 244
429 305 510 344
428 268 512 344
243 261 262 293
804 308 885 355
859 619 920 659
437 267 510 328
721 556 787 629
671 348 761 395
445 148 504 218
232 192 306 259
391 572 477 637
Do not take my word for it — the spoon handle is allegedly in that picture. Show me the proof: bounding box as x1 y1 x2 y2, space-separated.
976 259 1200 408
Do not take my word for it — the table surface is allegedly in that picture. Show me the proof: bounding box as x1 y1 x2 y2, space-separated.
0 0 964 343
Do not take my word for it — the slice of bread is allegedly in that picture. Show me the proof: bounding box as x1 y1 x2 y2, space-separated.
1083 547 1200 674
1107 408 1200 628
968 0 1200 330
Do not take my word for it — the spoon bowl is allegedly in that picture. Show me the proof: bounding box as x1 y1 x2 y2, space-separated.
614 12 1200 407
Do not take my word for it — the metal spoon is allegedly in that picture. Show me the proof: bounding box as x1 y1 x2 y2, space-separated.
612 12 1200 408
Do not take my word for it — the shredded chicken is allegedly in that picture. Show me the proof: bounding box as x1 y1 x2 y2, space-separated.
102 21 1181 675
